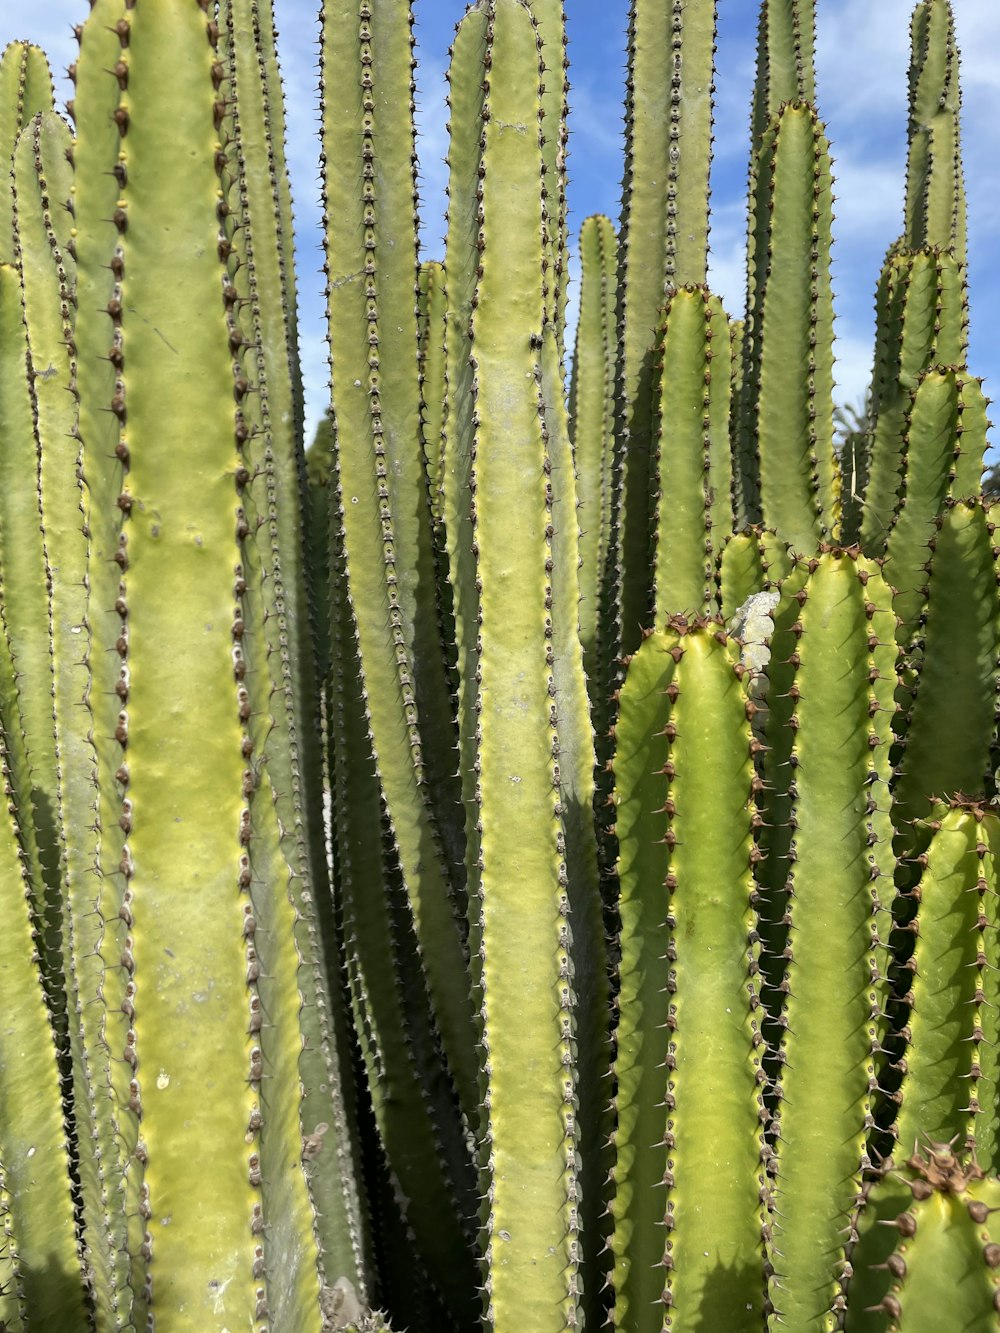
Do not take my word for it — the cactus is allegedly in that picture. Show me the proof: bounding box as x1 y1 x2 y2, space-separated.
0 0 998 1330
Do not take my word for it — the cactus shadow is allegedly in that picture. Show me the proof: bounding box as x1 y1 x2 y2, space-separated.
686 1255 771 1333
0 1249 94 1329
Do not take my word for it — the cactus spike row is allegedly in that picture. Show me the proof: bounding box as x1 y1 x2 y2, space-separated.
859 249 969 554
613 0 718 661
609 619 770 1330
464 1 585 1323
758 550 898 1328
61 0 142 1314
441 0 489 1004
737 101 838 554
881 366 988 642
893 501 1000 841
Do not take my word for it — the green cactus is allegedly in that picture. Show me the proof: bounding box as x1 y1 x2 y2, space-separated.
0 0 998 1329
846 1144 1000 1332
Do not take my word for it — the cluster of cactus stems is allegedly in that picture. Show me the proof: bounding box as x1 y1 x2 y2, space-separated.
0 0 997 1329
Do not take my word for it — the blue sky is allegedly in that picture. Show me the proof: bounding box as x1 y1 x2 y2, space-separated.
3 1 998 451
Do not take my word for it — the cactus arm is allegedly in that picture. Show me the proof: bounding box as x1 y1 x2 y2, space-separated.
531 0 569 341
904 0 966 259
882 368 988 639
894 501 998 834
846 1149 1000 1333
0 41 53 259
614 0 718 658
743 103 837 553
609 623 768 1330
569 214 617 731
320 0 476 1121
417 261 447 529
860 251 968 553
440 0 489 1031
749 0 816 157
764 552 898 1330
538 319 611 1322
467 3 581 1323
651 286 732 619
61 4 143 1317
892 806 996 1160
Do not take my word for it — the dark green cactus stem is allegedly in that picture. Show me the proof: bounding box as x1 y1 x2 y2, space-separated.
651 285 733 620
890 802 1000 1169
569 213 616 732
857 250 968 553
893 501 999 835
0 695 86 1329
845 1145 1000 1332
614 0 718 658
610 620 769 1331
904 0 966 260
0 41 53 258
881 366 988 641
320 0 477 1124
465 1 583 1322
759 551 897 1330
738 101 837 551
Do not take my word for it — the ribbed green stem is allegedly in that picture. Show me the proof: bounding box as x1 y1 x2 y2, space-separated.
320 0 476 1122
64 3 137 1317
860 250 968 554
749 0 816 157
892 804 1000 1166
218 1 369 1298
893 501 998 836
882 367 988 640
904 0 966 258
441 0 488 1051
610 622 768 1331
0 41 53 259
569 213 616 733
468 4 581 1323
532 0 569 341
740 102 837 552
761 551 897 1331
614 0 718 658
651 285 733 619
